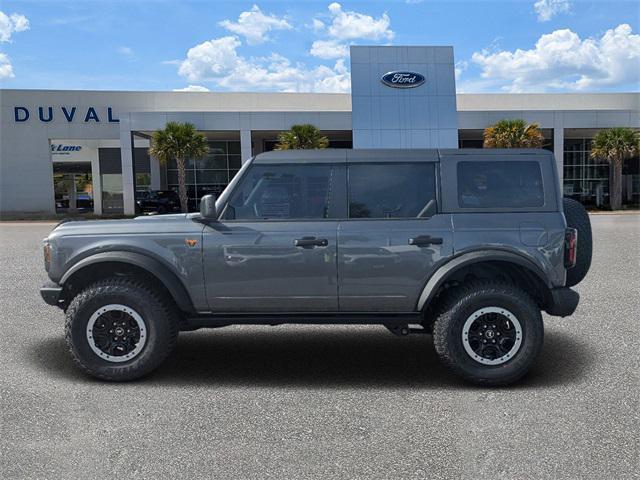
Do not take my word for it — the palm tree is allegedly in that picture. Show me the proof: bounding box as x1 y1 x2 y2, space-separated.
275 124 329 150
483 119 545 149
590 127 640 210
149 122 209 213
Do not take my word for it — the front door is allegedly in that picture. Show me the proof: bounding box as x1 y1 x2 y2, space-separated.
202 162 347 312
337 161 453 312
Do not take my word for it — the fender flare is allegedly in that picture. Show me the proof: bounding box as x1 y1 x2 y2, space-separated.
60 251 195 313
417 249 552 311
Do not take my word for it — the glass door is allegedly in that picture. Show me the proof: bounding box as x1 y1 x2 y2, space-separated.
53 162 94 214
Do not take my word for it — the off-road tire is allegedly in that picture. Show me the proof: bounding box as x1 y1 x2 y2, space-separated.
563 197 592 287
65 276 178 381
433 281 543 386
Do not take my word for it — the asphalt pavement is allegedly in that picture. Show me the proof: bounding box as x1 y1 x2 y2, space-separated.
1 215 638 479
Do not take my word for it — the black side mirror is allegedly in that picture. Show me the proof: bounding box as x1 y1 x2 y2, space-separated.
199 194 217 220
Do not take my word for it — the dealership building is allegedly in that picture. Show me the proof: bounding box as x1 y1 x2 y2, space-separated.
1 45 638 216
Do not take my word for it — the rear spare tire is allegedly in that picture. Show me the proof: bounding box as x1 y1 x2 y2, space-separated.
563 197 592 287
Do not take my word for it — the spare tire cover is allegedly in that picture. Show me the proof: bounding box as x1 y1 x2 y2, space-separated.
563 197 592 287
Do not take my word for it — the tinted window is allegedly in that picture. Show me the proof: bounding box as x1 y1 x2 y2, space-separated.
457 161 544 208
348 163 437 218
224 164 345 220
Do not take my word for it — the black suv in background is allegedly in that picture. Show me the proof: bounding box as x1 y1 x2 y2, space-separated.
135 190 181 214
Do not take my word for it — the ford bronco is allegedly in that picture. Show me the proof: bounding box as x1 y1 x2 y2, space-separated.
41 149 592 385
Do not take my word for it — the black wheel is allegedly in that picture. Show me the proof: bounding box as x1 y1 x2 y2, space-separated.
563 197 592 287
433 282 543 386
65 277 178 381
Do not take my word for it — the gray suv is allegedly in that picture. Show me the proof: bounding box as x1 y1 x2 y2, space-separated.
41 149 592 385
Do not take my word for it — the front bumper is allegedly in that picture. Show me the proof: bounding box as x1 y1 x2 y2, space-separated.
40 282 63 307
545 287 580 317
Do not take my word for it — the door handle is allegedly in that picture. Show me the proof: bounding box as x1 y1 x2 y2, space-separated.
294 236 329 248
408 235 443 247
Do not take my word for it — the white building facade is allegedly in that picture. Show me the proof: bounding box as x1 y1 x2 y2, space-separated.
1 46 638 216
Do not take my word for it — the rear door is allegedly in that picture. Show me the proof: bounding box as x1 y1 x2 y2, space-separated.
202 160 347 312
337 151 453 312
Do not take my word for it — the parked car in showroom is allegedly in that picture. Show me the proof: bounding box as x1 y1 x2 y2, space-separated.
40 149 592 385
135 190 181 214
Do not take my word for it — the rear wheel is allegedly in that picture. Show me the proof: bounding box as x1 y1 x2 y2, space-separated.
65 277 178 381
563 197 592 287
433 282 543 386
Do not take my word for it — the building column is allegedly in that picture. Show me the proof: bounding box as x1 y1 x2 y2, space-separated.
119 116 136 215
150 155 161 190
553 122 564 189
91 149 102 215
240 129 252 164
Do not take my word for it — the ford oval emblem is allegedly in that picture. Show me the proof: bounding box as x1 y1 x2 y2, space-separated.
381 71 425 89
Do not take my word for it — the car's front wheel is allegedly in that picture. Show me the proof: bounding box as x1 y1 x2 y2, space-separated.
432 282 543 386
65 277 178 381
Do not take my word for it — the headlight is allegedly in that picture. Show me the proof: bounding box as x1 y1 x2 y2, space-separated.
43 239 52 272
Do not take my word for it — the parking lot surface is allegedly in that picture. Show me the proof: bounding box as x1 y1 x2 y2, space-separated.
1 215 638 479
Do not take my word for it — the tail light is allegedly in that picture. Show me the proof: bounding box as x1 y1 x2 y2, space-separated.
564 228 577 269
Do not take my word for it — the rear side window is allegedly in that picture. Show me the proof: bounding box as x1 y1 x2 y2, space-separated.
348 163 437 218
457 161 544 208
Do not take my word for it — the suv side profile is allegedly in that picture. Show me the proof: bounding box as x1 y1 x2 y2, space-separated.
40 149 591 385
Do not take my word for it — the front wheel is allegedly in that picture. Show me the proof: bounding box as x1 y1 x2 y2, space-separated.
65 277 178 381
432 282 543 386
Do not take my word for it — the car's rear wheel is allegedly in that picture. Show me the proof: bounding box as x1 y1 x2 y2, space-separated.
432 282 543 386
65 277 178 381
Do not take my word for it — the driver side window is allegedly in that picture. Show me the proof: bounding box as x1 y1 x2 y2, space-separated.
223 163 346 220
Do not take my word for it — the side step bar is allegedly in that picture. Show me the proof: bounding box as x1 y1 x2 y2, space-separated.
184 312 424 330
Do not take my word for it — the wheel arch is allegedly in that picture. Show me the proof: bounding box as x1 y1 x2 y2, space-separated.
418 250 553 312
60 251 195 313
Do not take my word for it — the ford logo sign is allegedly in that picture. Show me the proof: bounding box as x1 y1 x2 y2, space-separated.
381 71 425 89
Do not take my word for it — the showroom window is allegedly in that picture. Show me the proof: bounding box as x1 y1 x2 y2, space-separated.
166 141 242 210
563 138 610 208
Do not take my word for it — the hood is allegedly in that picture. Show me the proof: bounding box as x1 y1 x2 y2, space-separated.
49 214 203 238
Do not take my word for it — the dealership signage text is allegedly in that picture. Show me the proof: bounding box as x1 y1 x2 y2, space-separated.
381 71 426 89
14 106 119 123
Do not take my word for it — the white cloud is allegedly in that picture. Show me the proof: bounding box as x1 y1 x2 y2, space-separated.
324 2 393 41
310 39 349 59
311 18 325 32
471 24 640 92
0 52 14 79
118 46 134 56
178 36 243 82
308 3 394 59
177 35 350 93
173 85 210 92
405 0 425 4
219 4 291 45
0 11 29 42
454 60 468 81
533 0 570 22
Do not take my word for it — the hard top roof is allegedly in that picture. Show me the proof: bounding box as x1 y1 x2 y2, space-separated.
253 148 552 164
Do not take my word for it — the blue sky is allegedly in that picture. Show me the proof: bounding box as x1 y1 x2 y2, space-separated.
0 0 638 93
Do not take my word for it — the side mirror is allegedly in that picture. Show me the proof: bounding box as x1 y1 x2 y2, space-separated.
199 194 218 220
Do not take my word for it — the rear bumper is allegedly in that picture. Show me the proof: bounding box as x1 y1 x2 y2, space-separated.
545 287 580 317
40 282 63 307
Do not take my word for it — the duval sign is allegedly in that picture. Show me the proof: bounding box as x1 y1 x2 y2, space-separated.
14 106 119 123
381 71 425 89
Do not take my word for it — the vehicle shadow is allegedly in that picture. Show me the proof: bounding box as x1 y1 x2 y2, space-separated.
31 327 593 390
